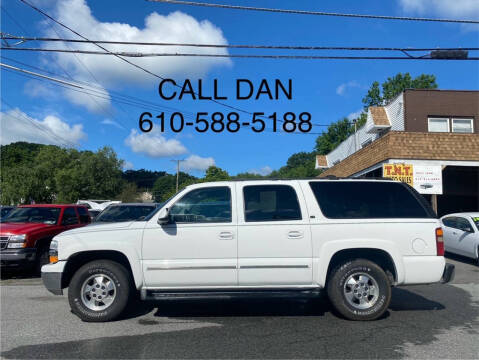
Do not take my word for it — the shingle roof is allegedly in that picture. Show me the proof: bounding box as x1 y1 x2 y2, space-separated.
370 106 390 126
316 155 329 168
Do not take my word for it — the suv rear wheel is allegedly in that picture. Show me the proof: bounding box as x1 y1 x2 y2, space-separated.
68 260 131 322
327 259 391 321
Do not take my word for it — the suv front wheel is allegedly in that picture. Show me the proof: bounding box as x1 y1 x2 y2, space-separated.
327 259 391 321
68 260 131 322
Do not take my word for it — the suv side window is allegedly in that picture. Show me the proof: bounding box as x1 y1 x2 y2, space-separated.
309 181 433 219
442 217 457 228
243 185 301 222
77 207 91 224
169 187 231 223
62 207 79 225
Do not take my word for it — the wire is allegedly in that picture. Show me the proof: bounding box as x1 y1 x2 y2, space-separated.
0 62 83 88
147 0 479 24
2 35 478 52
15 0 334 126
1 98 79 148
3 47 477 60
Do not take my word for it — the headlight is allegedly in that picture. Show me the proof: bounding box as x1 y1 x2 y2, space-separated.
7 234 27 249
49 239 58 263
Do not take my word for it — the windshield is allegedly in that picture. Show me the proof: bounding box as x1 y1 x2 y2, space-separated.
4 207 61 224
95 205 156 223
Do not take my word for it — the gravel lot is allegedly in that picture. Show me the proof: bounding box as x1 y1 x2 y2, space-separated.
1 255 478 359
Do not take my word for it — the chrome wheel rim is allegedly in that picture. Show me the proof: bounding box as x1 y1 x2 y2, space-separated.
81 274 116 311
343 272 379 310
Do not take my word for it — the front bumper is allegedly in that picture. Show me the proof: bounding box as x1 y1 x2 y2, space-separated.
0 248 36 267
441 263 455 284
41 261 66 295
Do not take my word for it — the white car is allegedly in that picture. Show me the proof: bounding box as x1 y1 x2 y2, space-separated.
42 179 454 322
441 212 479 264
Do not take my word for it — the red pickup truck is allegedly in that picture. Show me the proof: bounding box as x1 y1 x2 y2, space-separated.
0 204 90 273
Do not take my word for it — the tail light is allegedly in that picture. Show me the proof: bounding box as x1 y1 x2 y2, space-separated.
436 227 444 256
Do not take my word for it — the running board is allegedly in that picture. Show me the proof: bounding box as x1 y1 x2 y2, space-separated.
142 288 323 301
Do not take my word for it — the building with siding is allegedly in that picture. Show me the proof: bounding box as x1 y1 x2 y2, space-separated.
316 89 479 216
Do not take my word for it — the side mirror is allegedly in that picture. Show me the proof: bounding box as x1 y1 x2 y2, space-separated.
157 207 170 225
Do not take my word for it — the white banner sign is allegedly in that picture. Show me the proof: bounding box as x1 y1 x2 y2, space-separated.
413 165 443 195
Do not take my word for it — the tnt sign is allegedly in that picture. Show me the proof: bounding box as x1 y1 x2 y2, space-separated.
382 164 414 186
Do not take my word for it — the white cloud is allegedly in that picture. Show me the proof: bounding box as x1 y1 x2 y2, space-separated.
347 109 364 121
62 84 112 114
0 108 86 147
336 81 361 96
122 161 134 170
248 166 273 176
101 118 124 129
399 0 479 18
124 129 187 158
23 81 57 99
182 155 215 171
43 0 231 91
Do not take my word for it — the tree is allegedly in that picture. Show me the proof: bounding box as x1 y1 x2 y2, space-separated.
269 151 320 179
151 172 197 202
117 182 139 202
315 118 354 155
363 73 437 108
0 143 124 204
204 166 230 181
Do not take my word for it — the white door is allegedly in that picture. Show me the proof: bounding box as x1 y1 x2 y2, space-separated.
142 185 237 288
442 216 460 254
453 217 477 258
236 182 313 286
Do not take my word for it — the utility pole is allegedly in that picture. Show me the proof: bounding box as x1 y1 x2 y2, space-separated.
353 119 358 151
171 159 185 192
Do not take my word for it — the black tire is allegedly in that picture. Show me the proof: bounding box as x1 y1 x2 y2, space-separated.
327 259 391 321
35 246 50 275
68 260 131 322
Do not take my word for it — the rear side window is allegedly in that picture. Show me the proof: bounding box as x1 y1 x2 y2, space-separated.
62 207 79 225
309 181 434 219
243 185 302 222
77 207 91 223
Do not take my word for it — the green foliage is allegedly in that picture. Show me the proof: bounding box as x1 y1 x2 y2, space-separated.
363 73 437 108
269 151 319 178
0 143 124 204
151 172 197 202
315 118 354 155
117 182 139 202
122 169 166 189
204 166 230 182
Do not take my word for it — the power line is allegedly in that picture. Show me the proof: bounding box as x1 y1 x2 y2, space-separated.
15 0 340 126
1 98 79 148
0 56 198 118
2 62 327 135
2 35 478 52
147 0 479 24
3 47 476 60
0 62 83 88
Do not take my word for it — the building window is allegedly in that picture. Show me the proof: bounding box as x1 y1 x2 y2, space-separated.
361 139 372 148
428 118 449 132
452 118 473 133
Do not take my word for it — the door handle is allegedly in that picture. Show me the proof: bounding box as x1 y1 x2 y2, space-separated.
219 231 234 240
288 231 304 239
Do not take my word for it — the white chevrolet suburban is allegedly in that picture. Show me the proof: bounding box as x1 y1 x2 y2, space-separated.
42 179 455 322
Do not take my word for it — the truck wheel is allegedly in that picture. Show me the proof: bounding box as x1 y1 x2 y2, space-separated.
327 259 391 321
35 247 50 275
68 260 131 322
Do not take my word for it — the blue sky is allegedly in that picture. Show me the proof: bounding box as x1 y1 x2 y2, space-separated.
1 0 478 176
